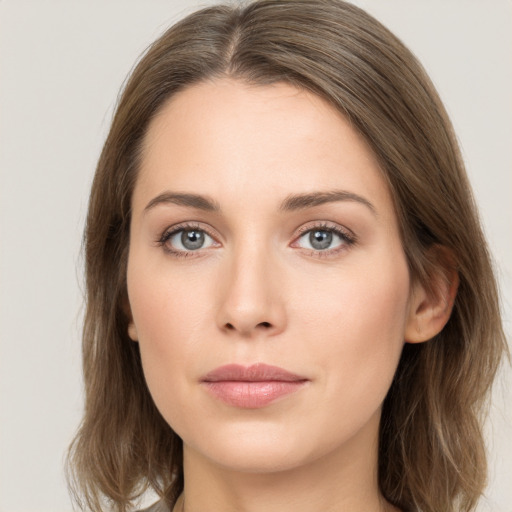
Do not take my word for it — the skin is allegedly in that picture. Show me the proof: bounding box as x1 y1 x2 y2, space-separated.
127 78 454 512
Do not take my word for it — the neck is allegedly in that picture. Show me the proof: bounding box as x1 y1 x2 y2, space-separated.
179 410 398 512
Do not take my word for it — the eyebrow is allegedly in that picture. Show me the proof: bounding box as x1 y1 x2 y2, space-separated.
144 192 221 213
279 190 376 214
144 189 376 215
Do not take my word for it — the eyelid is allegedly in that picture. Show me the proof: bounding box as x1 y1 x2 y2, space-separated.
294 221 356 241
158 221 219 243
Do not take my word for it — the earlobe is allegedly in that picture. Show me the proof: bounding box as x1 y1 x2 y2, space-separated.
128 322 139 342
122 294 139 342
405 248 459 344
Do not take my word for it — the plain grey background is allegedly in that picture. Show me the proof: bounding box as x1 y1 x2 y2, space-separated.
0 1 510 511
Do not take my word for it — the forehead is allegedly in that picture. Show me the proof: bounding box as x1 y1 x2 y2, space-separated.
135 78 394 220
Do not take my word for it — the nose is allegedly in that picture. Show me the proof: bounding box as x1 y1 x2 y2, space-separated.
215 245 287 338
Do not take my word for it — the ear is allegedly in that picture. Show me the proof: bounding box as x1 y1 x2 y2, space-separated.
404 247 459 344
122 293 139 342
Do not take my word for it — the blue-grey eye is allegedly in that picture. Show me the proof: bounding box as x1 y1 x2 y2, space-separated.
169 229 215 251
297 229 344 251
310 230 332 250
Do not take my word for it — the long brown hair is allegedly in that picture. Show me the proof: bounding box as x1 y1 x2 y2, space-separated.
67 1 507 511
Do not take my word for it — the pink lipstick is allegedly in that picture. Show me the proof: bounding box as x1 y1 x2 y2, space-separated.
201 363 308 408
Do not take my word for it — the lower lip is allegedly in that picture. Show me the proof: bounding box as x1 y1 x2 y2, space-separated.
203 380 307 408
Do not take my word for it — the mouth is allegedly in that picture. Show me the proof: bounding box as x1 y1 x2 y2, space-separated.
201 363 309 408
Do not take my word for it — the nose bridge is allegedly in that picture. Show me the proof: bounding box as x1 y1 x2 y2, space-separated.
216 237 285 336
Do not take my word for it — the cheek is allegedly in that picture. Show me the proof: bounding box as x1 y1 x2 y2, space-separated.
294 253 410 406
129 273 208 357
128 241 213 336
127 273 206 435
126 260 204 394
126 254 233 426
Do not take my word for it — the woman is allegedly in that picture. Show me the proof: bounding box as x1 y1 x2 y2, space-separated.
67 1 507 511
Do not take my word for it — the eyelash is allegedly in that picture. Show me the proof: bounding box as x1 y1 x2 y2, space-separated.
157 221 357 259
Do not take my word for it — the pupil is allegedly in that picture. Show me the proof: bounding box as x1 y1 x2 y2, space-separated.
181 230 205 250
310 230 332 250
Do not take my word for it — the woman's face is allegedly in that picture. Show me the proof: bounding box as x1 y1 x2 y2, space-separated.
127 78 419 473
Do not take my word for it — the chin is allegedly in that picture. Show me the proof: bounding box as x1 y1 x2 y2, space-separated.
179 418 311 472
181 414 369 476
200 443 314 475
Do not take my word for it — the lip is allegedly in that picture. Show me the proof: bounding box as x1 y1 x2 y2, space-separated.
201 363 309 408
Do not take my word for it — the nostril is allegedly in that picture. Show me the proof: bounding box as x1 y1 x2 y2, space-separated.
222 321 273 332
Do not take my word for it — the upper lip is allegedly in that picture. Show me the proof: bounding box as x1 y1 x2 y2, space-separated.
202 363 308 382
